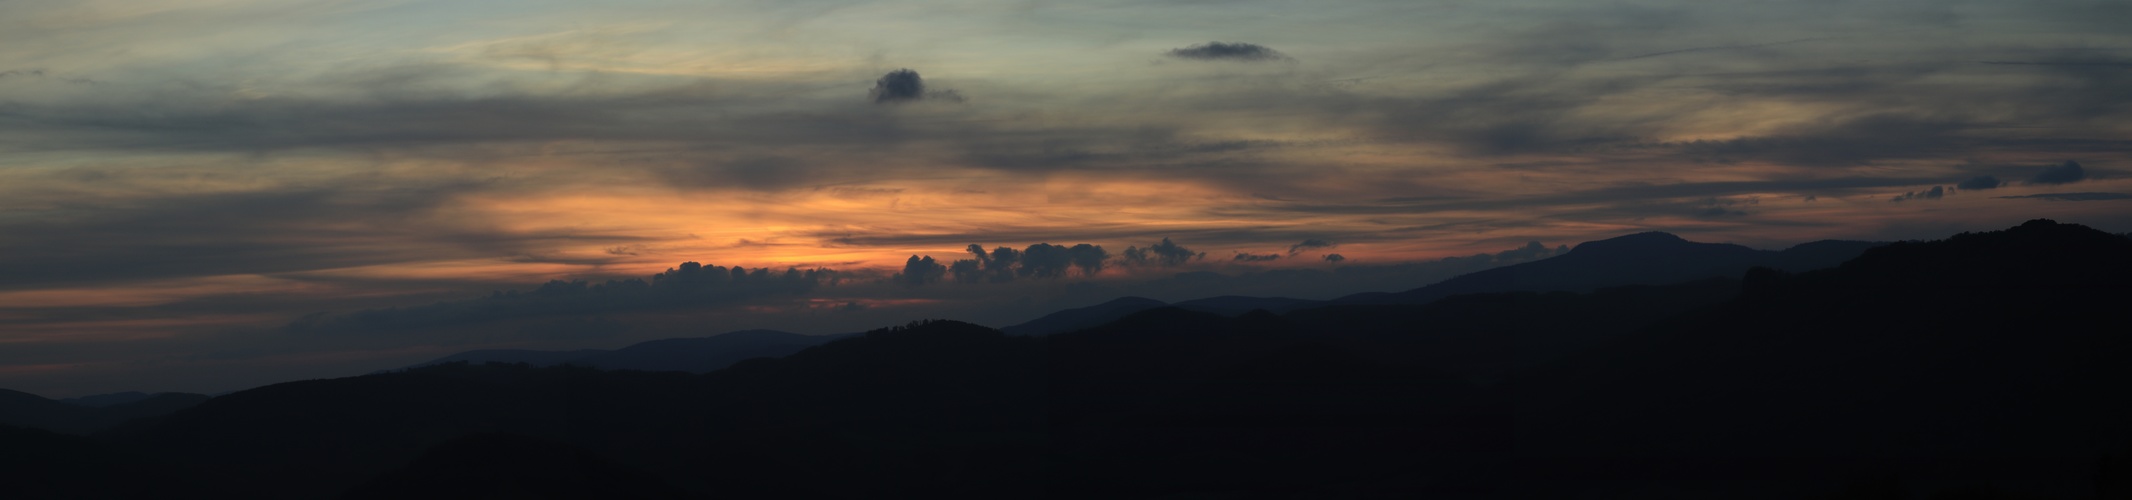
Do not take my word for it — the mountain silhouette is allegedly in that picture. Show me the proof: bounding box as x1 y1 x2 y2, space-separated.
1489 219 2132 498
58 391 159 408
400 330 846 373
1169 295 1325 316
998 296 1166 335
7 220 2124 499
402 349 612 370
0 389 208 434
1336 232 1879 305
575 329 845 372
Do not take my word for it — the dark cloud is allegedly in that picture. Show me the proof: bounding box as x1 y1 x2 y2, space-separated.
1995 192 2132 202
1166 42 1287 62
1232 252 1280 262
869 69 962 104
1018 243 1107 278
1956 176 2004 190
1891 186 1946 202
1287 239 1335 255
871 69 925 103
933 243 1109 285
1121 238 1205 267
2029 160 2087 185
891 255 946 287
1323 254 1346 263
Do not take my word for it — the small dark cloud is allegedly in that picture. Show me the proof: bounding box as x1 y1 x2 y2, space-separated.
1956 176 2003 190
2029 160 2087 185
0 69 47 79
1166 42 1288 62
1323 254 1346 263
1995 192 2132 201
1122 238 1206 267
869 69 963 104
1287 239 1336 255
871 69 924 103
1891 186 1947 202
1232 252 1280 262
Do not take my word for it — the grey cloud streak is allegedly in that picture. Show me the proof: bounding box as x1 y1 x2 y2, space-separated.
1166 42 1288 62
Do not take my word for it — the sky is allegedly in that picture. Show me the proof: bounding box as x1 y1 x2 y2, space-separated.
3 0 2129 397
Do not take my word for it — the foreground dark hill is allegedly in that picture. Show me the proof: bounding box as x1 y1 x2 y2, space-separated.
1495 219 2132 498
86 313 1486 498
1338 233 1878 305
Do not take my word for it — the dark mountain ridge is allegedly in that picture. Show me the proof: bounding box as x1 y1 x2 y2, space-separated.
1491 219 2132 498
0 389 208 435
4 220 2123 499
397 329 845 374
1336 233 1880 305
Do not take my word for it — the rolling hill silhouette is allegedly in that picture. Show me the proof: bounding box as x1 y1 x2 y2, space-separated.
0 389 208 435
1336 232 1879 305
399 329 847 373
4 220 2124 499
998 296 1166 335
1489 219 2132 498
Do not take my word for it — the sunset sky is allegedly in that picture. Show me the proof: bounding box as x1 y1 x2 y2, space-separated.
4 0 2129 396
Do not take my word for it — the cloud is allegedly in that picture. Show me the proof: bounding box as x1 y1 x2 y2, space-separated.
1232 252 1280 262
891 255 946 287
1995 192 2132 201
869 69 963 104
1018 243 1107 278
1956 176 2004 190
1891 186 1947 202
1323 254 1346 263
1166 42 1287 62
934 242 1109 285
1287 239 1336 255
871 69 924 103
2029 160 2088 185
1121 238 1205 267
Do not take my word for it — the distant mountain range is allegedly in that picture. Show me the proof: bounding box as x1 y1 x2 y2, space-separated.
399 329 851 374
0 389 207 434
8 221 2124 498
1333 232 1881 305
998 232 1882 335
